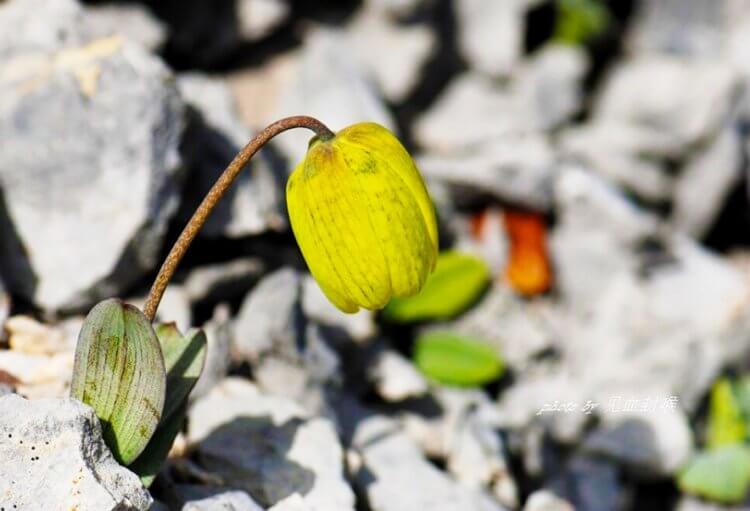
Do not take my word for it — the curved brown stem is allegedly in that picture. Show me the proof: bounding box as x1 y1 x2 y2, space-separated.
142 115 334 322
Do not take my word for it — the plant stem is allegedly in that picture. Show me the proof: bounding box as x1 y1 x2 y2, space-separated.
142 115 334 322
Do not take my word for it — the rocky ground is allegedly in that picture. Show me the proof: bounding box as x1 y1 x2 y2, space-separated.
2 0 750 510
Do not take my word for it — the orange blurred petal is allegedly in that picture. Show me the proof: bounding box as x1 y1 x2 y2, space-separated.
503 210 553 296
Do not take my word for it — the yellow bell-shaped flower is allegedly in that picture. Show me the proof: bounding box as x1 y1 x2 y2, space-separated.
286 122 439 313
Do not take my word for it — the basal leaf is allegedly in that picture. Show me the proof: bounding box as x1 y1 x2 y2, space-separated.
414 332 503 387
707 378 746 449
71 299 166 465
155 323 207 421
678 445 750 504
383 251 490 322
130 403 187 488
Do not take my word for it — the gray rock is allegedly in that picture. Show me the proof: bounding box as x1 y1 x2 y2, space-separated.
86 3 167 51
0 0 91 57
369 349 428 402
417 133 556 210
188 378 355 510
270 30 397 166
414 73 534 153
0 394 151 510
501 232 750 452
559 121 677 202
0 317 76 398
627 0 728 57
0 4 184 310
581 411 693 477
237 0 289 42
301 275 375 342
191 304 233 400
671 125 743 238
547 455 623 511
442 392 518 508
233 269 342 413
345 5 436 102
177 73 287 238
513 45 588 130
351 415 509 511
183 258 266 305
455 0 530 77
523 491 574 511
182 490 263 511
131 285 192 334
595 56 739 150
550 166 659 312
233 268 303 362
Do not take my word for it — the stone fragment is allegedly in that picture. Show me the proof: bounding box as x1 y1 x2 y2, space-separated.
183 258 265 305
188 378 355 510
369 349 428 402
523 491 575 511
182 490 264 511
351 415 509 511
177 73 286 238
0 2 184 310
417 134 556 210
595 56 739 149
86 3 167 51
0 394 151 510
237 0 290 41
344 5 436 102
671 126 743 238
191 304 233 400
301 276 375 342
455 0 528 77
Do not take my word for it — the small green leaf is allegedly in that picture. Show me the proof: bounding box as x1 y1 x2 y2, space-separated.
414 332 503 387
678 445 750 504
384 251 490 322
71 299 166 465
130 403 188 487
155 323 207 422
554 0 610 46
707 378 746 449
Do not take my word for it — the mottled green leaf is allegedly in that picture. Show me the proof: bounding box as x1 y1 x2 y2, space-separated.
678 445 750 504
130 403 187 488
384 251 490 322
414 332 503 387
71 299 166 465
155 323 207 421
707 378 746 449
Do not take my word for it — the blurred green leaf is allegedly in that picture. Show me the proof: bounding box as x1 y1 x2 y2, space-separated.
155 323 207 422
414 332 503 387
678 444 750 504
554 0 611 46
130 403 187 488
707 378 746 449
383 251 490 322
71 299 166 465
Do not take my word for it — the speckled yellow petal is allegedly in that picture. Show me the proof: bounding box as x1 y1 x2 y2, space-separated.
286 122 439 313
337 123 439 260
287 144 392 312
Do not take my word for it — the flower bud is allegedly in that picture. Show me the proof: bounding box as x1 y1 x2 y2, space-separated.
286 122 438 313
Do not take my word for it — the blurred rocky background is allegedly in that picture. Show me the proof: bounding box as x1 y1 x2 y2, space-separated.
3 0 750 509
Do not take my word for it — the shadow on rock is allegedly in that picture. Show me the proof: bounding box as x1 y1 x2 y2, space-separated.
196 415 315 507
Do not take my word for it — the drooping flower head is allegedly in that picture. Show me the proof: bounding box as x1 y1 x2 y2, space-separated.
286 122 438 313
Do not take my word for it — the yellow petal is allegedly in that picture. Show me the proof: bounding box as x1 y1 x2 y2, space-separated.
337 123 439 262
286 122 439 313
